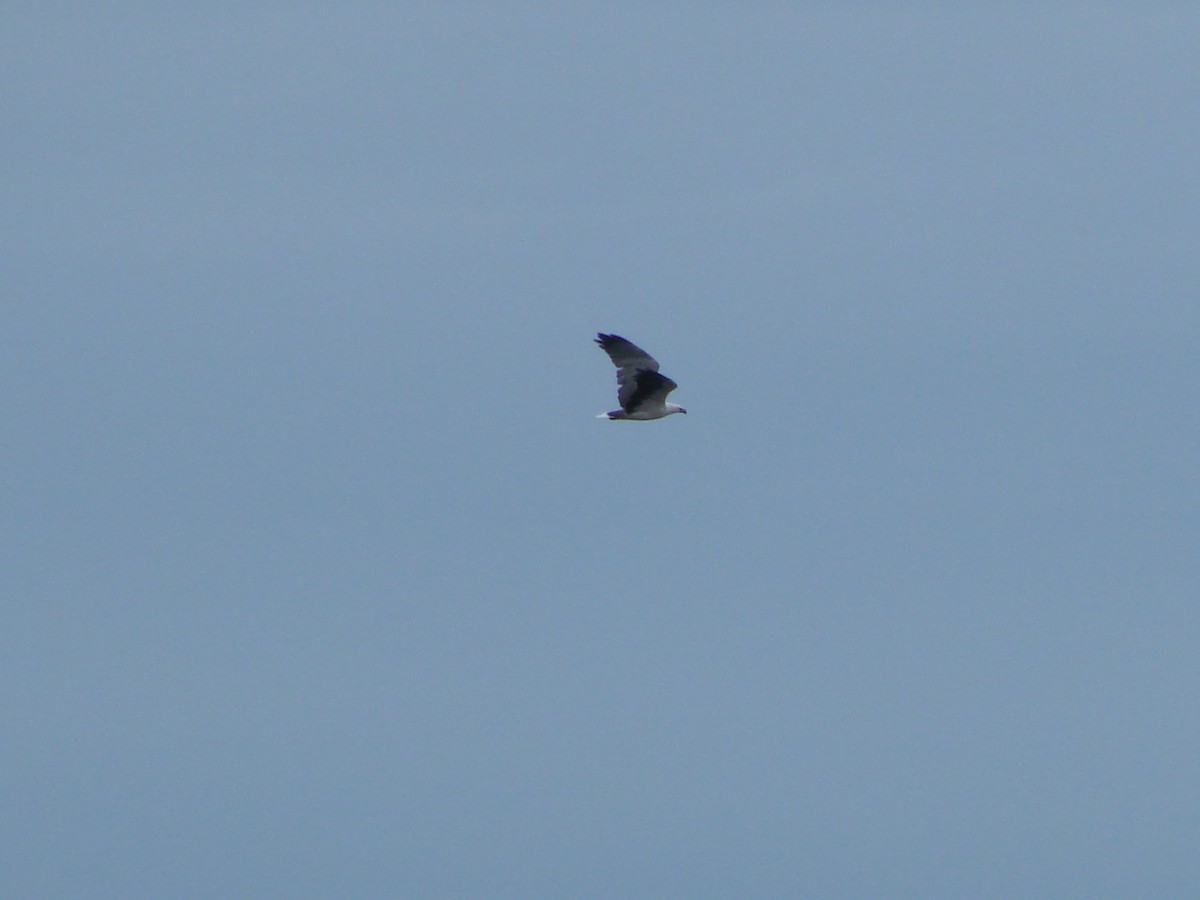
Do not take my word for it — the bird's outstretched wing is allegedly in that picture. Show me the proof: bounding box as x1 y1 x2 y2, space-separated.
595 333 663 410
624 369 678 413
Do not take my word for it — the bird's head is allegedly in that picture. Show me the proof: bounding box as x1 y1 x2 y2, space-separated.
668 404 687 416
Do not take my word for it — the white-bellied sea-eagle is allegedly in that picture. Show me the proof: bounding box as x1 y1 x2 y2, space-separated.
594 333 687 420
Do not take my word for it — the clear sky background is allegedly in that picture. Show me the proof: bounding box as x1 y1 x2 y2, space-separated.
4 5 1198 897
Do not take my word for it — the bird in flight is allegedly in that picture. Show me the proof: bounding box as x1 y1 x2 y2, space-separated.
594 333 687 420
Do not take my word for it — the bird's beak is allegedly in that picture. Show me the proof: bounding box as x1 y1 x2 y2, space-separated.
681 408 688 414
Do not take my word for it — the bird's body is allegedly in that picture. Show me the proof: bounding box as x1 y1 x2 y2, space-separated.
594 333 687 420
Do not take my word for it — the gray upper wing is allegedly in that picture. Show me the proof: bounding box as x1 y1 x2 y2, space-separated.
595 333 662 409
595 333 659 371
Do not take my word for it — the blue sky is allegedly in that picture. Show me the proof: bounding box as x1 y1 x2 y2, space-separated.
4 5 1199 897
